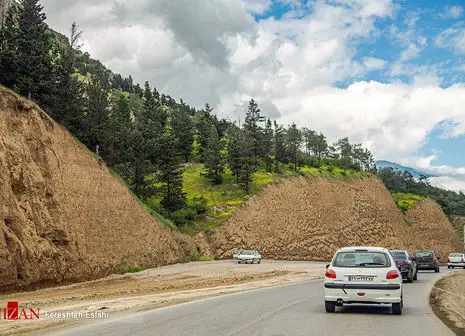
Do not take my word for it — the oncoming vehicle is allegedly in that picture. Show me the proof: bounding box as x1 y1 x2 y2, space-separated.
414 250 440 273
236 250 261 264
389 250 417 282
324 246 403 315
447 253 465 269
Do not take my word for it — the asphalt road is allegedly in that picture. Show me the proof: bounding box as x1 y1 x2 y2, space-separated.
47 267 458 336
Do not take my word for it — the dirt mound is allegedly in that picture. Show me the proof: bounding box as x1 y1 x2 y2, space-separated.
0 87 196 291
204 176 460 262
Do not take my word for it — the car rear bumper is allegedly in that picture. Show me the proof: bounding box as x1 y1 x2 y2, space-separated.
324 284 401 304
417 263 437 269
448 262 465 267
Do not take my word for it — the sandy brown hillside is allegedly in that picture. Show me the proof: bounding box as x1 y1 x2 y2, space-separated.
200 176 461 262
0 87 196 291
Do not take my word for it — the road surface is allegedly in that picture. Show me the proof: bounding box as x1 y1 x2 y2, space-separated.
46 267 457 336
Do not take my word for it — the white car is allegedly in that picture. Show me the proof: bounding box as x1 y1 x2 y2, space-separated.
236 250 261 264
447 253 465 269
324 246 403 315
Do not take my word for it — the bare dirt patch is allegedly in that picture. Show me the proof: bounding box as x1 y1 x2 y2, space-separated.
0 260 325 336
430 271 465 336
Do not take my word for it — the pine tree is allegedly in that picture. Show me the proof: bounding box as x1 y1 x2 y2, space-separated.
314 133 328 165
273 121 286 171
14 0 53 102
227 124 242 183
0 3 18 88
286 123 302 171
335 137 352 170
262 118 273 172
202 124 224 184
108 91 133 165
157 128 187 214
244 99 265 158
237 129 258 194
171 107 194 162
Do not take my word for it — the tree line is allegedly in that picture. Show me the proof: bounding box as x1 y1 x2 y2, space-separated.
376 168 465 216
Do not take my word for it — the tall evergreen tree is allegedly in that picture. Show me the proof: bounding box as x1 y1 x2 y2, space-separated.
262 118 273 172
237 130 258 193
227 124 242 183
0 4 18 89
157 128 187 214
202 124 225 184
273 120 286 171
286 123 302 171
14 0 53 102
335 137 352 170
171 107 194 162
244 99 265 157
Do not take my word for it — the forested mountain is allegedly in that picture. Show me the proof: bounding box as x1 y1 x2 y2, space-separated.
1 0 464 225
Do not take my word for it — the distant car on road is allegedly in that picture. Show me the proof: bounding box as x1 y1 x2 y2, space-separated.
236 250 261 264
389 250 417 282
324 246 403 315
414 250 440 272
447 253 465 269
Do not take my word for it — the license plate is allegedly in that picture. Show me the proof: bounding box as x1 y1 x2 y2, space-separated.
347 275 375 281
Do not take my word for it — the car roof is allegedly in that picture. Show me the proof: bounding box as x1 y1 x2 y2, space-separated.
336 246 389 252
389 250 407 253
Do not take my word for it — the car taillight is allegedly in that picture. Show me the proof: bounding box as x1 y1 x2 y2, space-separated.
461 258 464 262
448 258 450 262
386 270 399 279
325 269 336 279
397 262 409 267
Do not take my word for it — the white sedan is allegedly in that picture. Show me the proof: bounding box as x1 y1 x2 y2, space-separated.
236 250 261 264
324 246 403 315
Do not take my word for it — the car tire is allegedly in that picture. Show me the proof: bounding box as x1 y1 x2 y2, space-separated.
257 259 261 264
407 271 413 283
413 271 417 281
325 301 336 313
392 301 402 315
435 267 440 273
448 265 450 269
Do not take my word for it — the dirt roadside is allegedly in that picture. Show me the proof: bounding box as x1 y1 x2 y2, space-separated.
430 271 465 336
0 260 325 336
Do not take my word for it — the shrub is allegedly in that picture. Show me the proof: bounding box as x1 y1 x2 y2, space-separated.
188 196 208 214
128 265 145 273
171 208 197 225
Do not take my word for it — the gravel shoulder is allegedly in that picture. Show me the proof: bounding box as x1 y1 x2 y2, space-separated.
430 270 465 336
0 260 325 336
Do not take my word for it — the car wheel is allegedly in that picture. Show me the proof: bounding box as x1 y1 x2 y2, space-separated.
257 259 261 264
413 271 417 281
452 266 455 269
407 271 413 283
392 301 402 315
325 301 336 313
435 267 440 273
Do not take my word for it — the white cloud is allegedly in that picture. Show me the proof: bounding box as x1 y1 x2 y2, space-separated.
429 176 465 193
441 6 464 19
435 28 465 55
363 57 387 70
38 0 465 192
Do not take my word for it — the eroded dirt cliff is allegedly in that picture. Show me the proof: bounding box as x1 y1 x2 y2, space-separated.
202 176 461 262
0 87 196 291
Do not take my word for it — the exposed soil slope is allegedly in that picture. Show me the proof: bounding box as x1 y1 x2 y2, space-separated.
0 87 196 291
202 176 460 261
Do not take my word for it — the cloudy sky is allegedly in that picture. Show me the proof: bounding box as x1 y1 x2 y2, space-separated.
40 0 465 192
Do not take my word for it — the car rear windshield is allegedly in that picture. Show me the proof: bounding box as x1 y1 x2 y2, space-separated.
332 251 391 268
390 251 407 261
414 251 433 257
449 253 464 257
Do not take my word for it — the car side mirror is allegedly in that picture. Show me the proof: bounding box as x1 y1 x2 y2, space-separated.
326 264 330 269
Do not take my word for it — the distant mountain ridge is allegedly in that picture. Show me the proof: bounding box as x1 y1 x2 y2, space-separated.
376 160 437 179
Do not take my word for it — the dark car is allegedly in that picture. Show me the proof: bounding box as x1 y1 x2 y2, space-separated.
389 250 417 282
414 250 440 272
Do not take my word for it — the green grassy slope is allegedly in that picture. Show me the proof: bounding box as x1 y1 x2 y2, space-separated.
145 163 371 236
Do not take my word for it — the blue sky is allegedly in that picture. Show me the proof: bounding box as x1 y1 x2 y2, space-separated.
250 0 465 169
